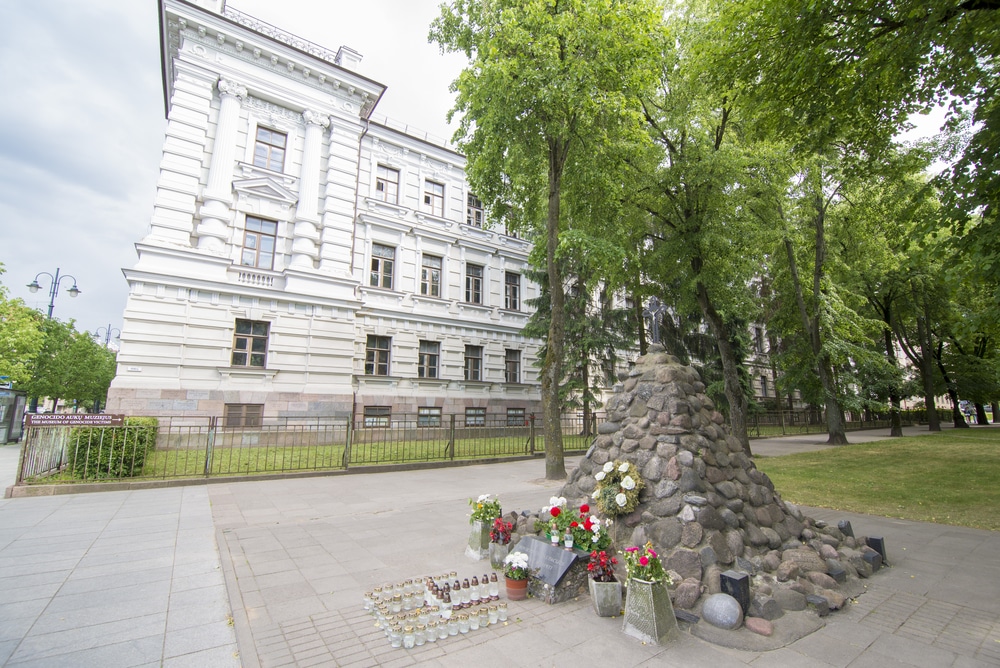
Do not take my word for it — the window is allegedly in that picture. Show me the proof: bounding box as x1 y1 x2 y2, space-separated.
224 403 263 428
418 340 440 379
465 407 486 427
465 264 483 304
424 180 444 216
241 216 277 270
253 127 286 171
505 349 520 384
467 193 484 227
364 406 390 428
504 272 520 310
232 319 269 367
464 345 482 381
507 407 526 426
421 255 442 297
370 244 395 289
754 327 765 354
760 375 769 397
376 164 399 203
418 406 442 427
365 335 391 376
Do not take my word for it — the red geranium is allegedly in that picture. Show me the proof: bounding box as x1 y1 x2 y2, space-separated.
550 507 561 518
580 504 590 513
570 521 578 528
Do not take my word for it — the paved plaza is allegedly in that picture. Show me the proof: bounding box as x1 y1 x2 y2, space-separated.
1 427 998 666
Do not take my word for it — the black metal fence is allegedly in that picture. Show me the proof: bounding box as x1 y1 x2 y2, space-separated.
15 413 598 486
746 410 921 438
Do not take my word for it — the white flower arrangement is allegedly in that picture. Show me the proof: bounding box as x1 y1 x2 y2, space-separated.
593 459 644 516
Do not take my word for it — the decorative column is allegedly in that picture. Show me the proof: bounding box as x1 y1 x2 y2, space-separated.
196 78 246 254
290 109 328 269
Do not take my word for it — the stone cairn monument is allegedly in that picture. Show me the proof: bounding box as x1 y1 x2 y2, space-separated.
542 345 884 635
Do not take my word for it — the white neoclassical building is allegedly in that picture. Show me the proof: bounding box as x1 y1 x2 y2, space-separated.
106 0 542 426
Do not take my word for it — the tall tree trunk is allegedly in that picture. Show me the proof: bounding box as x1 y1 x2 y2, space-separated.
992 401 1000 424
883 327 903 437
974 402 988 425
782 210 848 445
695 280 752 456
915 312 941 431
582 360 592 438
933 344 969 429
541 139 567 480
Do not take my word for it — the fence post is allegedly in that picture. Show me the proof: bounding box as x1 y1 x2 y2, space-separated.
342 419 352 469
528 414 535 455
447 414 456 460
204 416 216 476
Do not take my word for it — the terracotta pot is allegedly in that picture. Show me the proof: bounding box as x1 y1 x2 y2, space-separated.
505 576 528 601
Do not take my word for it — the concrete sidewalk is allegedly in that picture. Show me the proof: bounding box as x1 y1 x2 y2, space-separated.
1 427 998 667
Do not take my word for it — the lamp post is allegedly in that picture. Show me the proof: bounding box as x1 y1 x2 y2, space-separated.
95 324 121 348
27 268 81 319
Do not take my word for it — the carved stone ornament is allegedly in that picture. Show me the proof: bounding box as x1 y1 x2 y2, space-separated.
302 109 330 129
218 79 247 100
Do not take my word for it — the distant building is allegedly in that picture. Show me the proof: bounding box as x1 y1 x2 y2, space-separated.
106 0 542 425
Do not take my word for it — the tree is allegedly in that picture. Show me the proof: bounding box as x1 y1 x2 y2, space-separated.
0 265 44 386
22 319 117 412
431 0 666 479
714 0 1000 292
635 2 777 454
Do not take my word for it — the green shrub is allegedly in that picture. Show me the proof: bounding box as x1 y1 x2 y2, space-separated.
68 417 159 479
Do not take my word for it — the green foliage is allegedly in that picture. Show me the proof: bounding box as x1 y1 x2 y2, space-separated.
68 417 159 479
0 267 44 385
21 318 117 409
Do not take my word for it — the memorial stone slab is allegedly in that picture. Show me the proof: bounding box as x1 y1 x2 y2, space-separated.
720 570 750 614
837 520 854 537
512 535 588 604
862 550 882 572
866 536 888 565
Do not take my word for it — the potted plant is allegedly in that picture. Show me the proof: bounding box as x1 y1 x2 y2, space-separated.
587 550 622 617
620 542 679 644
534 497 612 551
467 494 502 560
502 551 530 601
489 516 514 569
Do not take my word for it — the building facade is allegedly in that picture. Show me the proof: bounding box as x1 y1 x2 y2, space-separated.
106 0 542 425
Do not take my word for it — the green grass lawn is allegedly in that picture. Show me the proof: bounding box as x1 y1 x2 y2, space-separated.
755 429 1000 531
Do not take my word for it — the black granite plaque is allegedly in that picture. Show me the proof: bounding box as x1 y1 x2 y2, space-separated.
837 520 854 537
511 535 582 586
862 550 882 572
720 570 750 614
866 536 888 565
826 559 847 583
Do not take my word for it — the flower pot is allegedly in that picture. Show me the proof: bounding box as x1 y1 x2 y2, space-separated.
621 578 680 645
465 520 491 560
489 542 510 570
505 577 528 601
589 579 622 617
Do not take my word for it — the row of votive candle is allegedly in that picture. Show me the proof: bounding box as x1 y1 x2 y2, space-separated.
364 573 501 618
382 603 509 649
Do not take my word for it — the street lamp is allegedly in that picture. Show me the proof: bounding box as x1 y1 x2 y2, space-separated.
95 324 121 347
27 268 81 319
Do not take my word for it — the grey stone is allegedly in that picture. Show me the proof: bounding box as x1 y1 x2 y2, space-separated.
674 609 700 624
734 556 756 576
653 479 679 499
683 494 708 506
697 506 727 532
806 571 838 590
701 593 744 630
719 508 740 529
672 578 703 609
678 468 704 493
702 564 723 595
597 421 620 434
715 481 738 499
681 521 703 547
647 518 683 550
825 559 847 583
665 549 703 582
806 594 831 616
744 617 774 636
700 546 718 567
748 595 784 621
772 588 807 611
761 527 783 549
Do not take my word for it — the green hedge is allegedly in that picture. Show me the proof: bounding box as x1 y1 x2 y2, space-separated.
68 417 159 479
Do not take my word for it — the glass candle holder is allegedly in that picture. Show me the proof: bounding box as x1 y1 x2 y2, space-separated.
488 574 499 600
469 612 480 631
415 624 426 646
391 595 402 614
478 608 489 628
426 621 438 642
458 614 470 634
447 619 459 636
488 605 499 625
498 602 508 622
403 625 415 649
438 621 449 639
389 625 402 648
418 609 429 625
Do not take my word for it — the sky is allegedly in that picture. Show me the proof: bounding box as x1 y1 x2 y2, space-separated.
0 0 465 341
